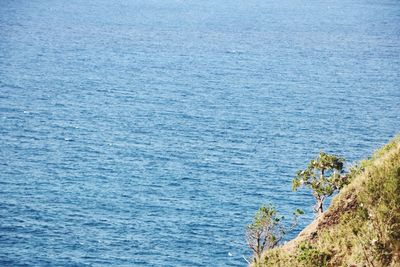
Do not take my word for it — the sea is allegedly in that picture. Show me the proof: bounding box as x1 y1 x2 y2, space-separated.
0 0 399 266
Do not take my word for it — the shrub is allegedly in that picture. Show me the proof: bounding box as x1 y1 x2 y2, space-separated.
246 204 303 264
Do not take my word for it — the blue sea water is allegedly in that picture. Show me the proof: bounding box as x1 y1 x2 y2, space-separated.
0 0 399 266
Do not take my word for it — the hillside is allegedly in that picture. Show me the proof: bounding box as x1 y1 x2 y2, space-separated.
253 136 400 267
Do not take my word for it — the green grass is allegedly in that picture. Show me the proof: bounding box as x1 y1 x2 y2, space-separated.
254 135 400 267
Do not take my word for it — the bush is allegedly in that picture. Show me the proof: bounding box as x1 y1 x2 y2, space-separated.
246 204 303 264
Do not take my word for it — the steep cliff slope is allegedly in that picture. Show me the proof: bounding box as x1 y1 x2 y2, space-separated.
254 136 400 267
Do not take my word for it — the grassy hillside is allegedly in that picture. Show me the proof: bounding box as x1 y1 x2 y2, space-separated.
253 136 400 267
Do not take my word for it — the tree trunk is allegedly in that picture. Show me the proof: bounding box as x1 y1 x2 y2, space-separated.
314 195 324 215
316 198 323 215
316 169 325 215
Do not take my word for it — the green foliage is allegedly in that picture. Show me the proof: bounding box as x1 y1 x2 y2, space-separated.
297 242 330 267
292 152 346 214
246 205 303 263
246 205 284 262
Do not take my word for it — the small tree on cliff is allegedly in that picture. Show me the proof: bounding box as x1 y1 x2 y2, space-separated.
246 204 303 263
292 152 347 215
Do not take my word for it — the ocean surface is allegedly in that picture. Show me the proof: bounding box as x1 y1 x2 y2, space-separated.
0 0 399 266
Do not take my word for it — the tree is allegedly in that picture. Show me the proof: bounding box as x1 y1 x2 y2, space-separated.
292 152 347 215
246 204 303 263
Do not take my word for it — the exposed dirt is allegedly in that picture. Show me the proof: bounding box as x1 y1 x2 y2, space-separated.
315 191 358 233
282 189 359 251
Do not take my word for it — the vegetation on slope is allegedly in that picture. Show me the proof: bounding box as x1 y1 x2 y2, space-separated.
251 135 400 267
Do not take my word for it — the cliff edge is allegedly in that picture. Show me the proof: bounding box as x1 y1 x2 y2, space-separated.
253 136 400 267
